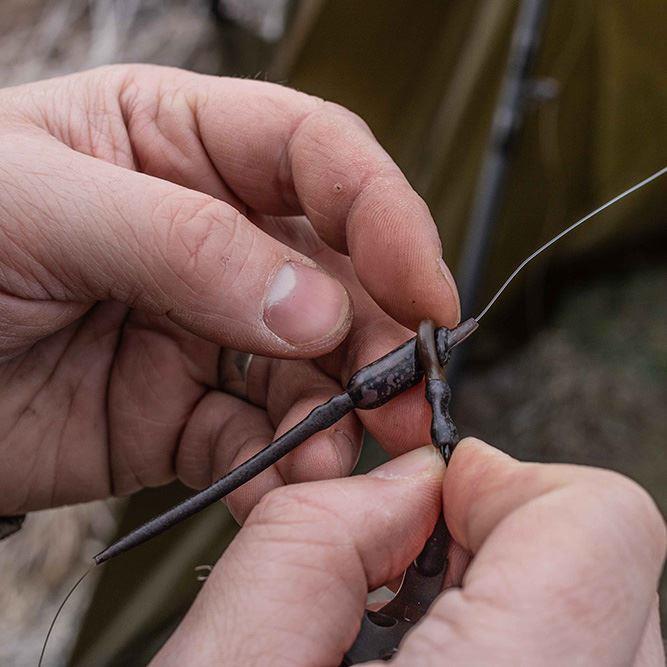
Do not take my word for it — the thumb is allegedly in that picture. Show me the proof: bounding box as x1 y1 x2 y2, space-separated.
1 133 351 356
154 446 445 666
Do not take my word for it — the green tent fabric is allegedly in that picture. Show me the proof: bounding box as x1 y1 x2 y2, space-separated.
273 0 666 311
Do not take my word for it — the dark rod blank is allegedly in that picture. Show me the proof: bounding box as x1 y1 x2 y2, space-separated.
94 319 478 565
94 392 355 563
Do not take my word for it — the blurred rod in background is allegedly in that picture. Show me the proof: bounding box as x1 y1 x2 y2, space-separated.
450 0 549 383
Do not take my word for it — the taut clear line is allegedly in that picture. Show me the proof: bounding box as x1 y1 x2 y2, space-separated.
475 166 667 322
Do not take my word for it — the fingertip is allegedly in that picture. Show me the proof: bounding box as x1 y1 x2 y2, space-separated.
450 436 512 461
274 400 363 485
263 262 353 353
446 437 515 486
369 445 445 481
443 438 518 551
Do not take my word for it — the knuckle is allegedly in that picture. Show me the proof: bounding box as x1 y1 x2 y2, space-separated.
321 100 372 134
151 193 247 297
248 484 349 543
249 484 314 528
111 63 169 88
244 484 363 593
600 471 666 554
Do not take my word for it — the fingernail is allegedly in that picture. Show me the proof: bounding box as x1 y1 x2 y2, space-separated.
369 445 444 480
264 262 350 345
438 257 461 323
329 429 357 477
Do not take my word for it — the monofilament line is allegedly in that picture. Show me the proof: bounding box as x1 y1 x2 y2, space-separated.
475 166 667 322
38 565 94 667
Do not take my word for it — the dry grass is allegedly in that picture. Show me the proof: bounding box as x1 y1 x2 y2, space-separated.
0 0 221 88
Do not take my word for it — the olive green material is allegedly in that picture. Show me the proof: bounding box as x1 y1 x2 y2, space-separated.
275 0 666 320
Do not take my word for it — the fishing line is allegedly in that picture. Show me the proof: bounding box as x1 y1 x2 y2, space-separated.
38 565 94 667
475 166 667 321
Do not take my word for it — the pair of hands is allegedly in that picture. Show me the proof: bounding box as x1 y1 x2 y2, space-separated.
0 64 456 519
0 67 663 665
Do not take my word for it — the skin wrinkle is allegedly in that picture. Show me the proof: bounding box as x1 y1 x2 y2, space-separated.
173 206 227 274
239 536 364 633
0 228 57 300
3 311 103 511
202 395 224 487
115 91 140 170
108 325 151 495
264 215 329 260
98 304 130 499
142 89 198 177
0 304 80 361
70 71 132 166
168 400 204 492
115 75 146 172
226 225 258 294
280 100 334 214
48 367 86 508
113 336 197 488
58 305 123 501
121 69 242 210
0 172 70 295
152 195 239 303
328 428 348 479
10 317 86 430
0 308 73 383
256 92 324 215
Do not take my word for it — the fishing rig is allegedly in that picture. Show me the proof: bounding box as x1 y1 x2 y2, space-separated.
343 318 462 663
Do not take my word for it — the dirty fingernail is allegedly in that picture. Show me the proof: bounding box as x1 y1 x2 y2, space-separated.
369 445 444 480
329 429 358 477
264 262 351 345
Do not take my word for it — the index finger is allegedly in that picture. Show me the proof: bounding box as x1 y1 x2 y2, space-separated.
394 439 666 666
122 67 460 329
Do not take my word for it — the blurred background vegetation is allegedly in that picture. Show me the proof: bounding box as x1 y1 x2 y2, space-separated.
0 1 665 664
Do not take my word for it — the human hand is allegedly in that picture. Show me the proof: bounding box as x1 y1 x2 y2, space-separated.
154 439 666 666
0 65 458 518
